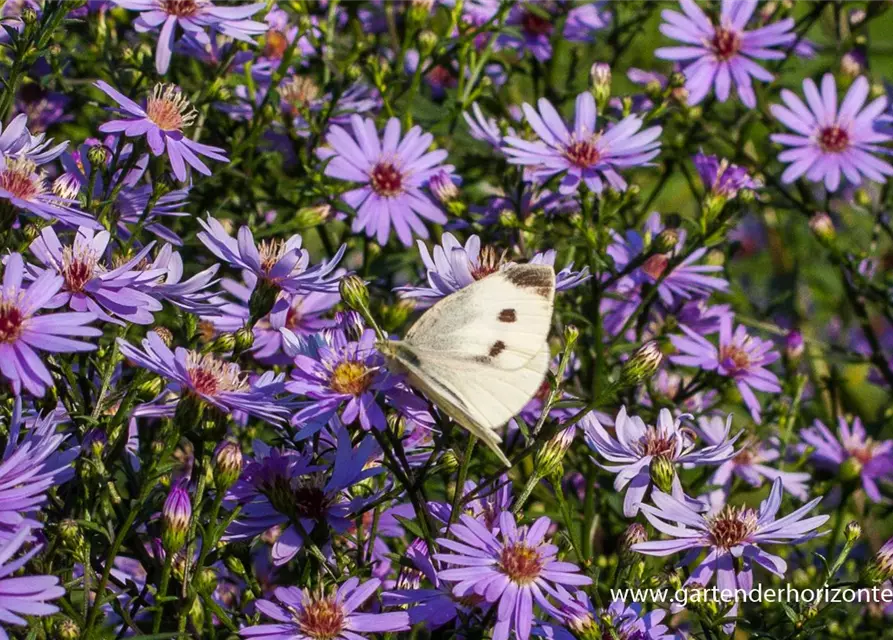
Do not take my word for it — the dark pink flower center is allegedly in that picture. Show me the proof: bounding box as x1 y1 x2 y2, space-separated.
0 158 42 201
720 344 751 372
818 126 850 153
521 11 552 36
264 29 289 59
564 138 601 169
711 27 741 60
296 597 346 640
708 505 758 548
641 428 677 458
0 302 24 344
370 162 404 197
161 0 203 18
499 543 543 585
185 352 248 396
642 254 670 280
470 246 504 280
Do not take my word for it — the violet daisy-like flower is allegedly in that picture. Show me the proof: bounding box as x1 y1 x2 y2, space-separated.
671 315 781 423
0 253 101 397
503 92 662 195
113 0 266 74
434 512 591 640
0 153 98 229
584 407 738 517
800 416 893 502
538 591 673 640
0 398 79 541
463 102 514 148
770 74 893 192
197 216 345 300
225 431 379 565
288 327 427 436
0 113 67 164
395 232 589 306
116 331 290 424
318 115 454 246
240 577 410 640
95 81 228 182
633 479 829 618
697 415 809 500
655 0 795 108
27 226 165 325
693 150 760 199
0 525 65 635
497 3 609 62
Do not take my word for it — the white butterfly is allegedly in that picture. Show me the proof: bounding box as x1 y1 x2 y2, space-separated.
379 263 556 466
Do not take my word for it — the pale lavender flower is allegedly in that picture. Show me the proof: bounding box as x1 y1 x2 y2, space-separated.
0 253 101 397
0 526 65 634
113 0 266 74
240 577 409 639
697 415 809 500
583 407 738 517
503 92 662 195
434 512 592 640
655 0 795 108
671 316 781 423
95 81 228 182
633 479 829 628
318 115 454 246
463 102 514 148
693 150 760 198
800 416 893 502
770 74 893 192
0 113 67 164
197 216 345 296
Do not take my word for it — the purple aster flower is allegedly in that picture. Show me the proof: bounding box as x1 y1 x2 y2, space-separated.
116 331 290 424
318 115 454 246
671 315 781 423
475 187 577 227
95 81 228 182
0 526 65 634
27 226 166 325
0 153 98 229
655 0 795 108
0 398 79 541
606 213 728 308
429 474 514 530
633 478 829 628
770 74 893 192
395 232 589 306
697 415 809 500
225 431 379 565
503 92 662 195
800 416 893 502
463 102 516 148
499 3 609 61
693 150 760 198
287 327 427 436
0 113 67 164
583 407 738 517
197 216 345 297
141 243 221 313
0 253 101 396
113 0 266 74
434 512 592 640
538 591 673 640
204 273 338 364
240 577 410 639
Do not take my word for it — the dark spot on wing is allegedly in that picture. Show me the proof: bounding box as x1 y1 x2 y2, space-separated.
499 309 516 323
504 265 553 298
489 340 506 357
396 346 421 367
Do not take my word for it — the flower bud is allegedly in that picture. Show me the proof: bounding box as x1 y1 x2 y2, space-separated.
863 537 893 585
429 170 459 203
498 208 517 228
785 330 804 361
590 62 612 110
197 567 218 594
137 375 164 400
224 555 246 577
840 456 862 483
87 144 110 168
21 7 38 25
619 341 663 386
418 29 437 55
845 521 862 545
620 523 647 564
84 429 107 458
564 324 579 346
235 326 254 351
440 449 460 473
248 279 280 323
162 481 192 553
59 519 85 555
340 275 370 312
346 64 363 82
649 456 676 493
214 440 243 491
809 212 835 242
534 425 576 478
295 204 333 228
209 332 236 353
653 228 679 254
54 619 81 640
841 52 863 77
387 412 406 439
854 188 873 208
52 173 81 200
669 71 686 88
153 326 174 346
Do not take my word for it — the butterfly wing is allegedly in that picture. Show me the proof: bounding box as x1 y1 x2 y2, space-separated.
385 264 556 465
